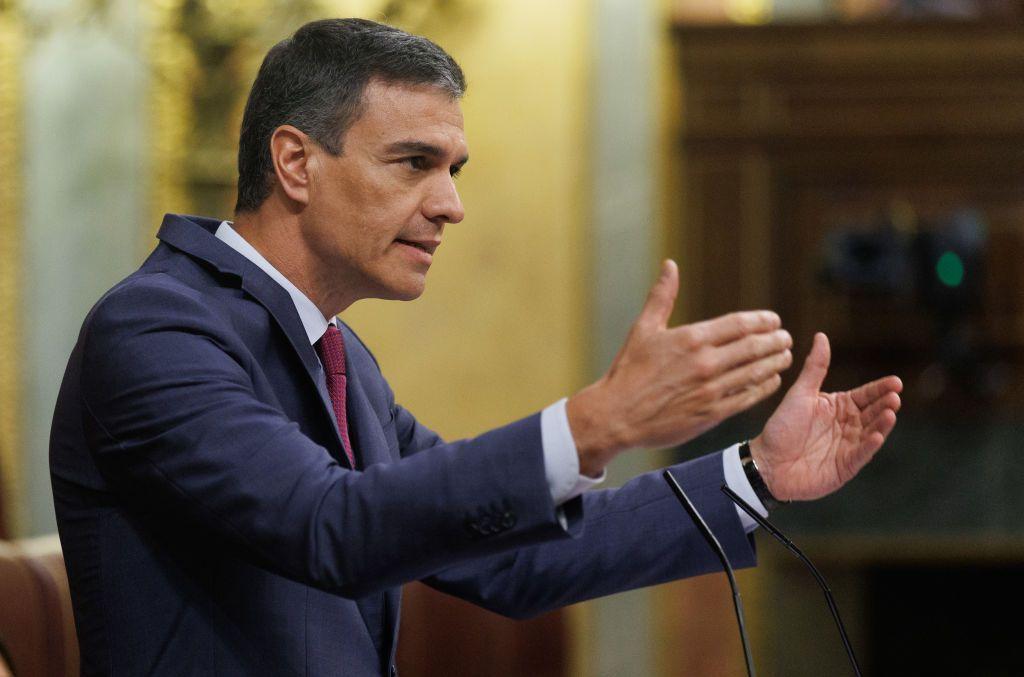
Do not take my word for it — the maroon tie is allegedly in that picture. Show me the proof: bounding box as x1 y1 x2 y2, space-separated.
315 324 356 468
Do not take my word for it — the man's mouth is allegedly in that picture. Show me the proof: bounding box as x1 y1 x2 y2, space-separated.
395 238 439 255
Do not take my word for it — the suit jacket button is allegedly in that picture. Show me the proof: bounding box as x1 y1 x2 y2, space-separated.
501 512 516 529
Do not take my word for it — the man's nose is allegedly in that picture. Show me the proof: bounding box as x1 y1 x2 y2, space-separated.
423 176 465 225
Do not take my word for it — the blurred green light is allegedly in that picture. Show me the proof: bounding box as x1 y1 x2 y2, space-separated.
936 251 964 288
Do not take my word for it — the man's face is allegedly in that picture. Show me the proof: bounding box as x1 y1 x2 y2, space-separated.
301 79 468 304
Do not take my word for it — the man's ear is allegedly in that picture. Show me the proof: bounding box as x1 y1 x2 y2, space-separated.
270 125 314 206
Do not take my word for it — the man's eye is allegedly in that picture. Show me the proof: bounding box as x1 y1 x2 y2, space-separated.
406 156 427 171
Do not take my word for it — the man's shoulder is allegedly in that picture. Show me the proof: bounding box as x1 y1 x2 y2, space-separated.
93 268 214 319
89 224 243 323
82 259 238 359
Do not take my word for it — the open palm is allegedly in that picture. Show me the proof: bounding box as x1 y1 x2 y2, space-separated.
751 333 903 502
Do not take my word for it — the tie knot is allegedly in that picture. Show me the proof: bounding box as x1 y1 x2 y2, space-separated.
316 324 347 376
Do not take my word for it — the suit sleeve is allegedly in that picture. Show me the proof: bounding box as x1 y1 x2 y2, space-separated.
79 278 572 599
419 452 757 620
345 326 756 617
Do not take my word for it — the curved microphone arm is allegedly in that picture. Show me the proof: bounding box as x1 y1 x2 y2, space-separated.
721 483 863 677
663 471 756 677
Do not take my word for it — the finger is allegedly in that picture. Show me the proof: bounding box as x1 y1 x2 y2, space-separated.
851 416 898 471
846 432 886 479
716 349 793 397
864 408 898 440
673 309 782 347
714 329 792 373
792 332 830 395
860 391 901 422
633 260 679 334
713 373 783 419
850 375 904 410
844 411 897 479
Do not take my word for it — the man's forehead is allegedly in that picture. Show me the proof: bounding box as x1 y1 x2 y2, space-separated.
356 80 467 155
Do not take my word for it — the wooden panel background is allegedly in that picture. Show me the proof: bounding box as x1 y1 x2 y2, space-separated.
664 19 1024 676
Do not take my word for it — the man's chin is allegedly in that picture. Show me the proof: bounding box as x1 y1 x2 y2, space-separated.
391 288 425 302
375 276 427 302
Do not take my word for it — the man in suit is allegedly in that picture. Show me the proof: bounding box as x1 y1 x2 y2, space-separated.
50 18 902 676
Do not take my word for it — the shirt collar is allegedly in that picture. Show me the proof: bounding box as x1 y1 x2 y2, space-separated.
215 221 334 345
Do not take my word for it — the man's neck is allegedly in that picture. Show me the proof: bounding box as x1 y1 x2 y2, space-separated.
232 209 358 316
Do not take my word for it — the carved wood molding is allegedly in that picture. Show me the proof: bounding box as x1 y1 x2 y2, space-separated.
0 2 24 537
674 21 1024 144
143 0 195 245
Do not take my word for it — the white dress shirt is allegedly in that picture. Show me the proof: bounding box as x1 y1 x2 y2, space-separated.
215 221 765 531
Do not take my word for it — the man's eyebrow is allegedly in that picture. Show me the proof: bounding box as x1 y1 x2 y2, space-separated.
386 140 469 166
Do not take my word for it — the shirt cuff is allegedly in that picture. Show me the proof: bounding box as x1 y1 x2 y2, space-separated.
541 398 606 507
722 442 768 534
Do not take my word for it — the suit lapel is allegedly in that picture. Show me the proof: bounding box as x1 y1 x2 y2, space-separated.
155 214 351 465
341 335 392 469
338 327 402 661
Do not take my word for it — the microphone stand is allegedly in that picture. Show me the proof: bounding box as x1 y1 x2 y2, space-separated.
663 471 756 677
721 484 863 677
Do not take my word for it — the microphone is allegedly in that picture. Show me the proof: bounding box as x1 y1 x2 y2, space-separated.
663 470 756 677
720 484 863 677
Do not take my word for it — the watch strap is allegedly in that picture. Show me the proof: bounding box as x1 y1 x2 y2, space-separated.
738 440 785 511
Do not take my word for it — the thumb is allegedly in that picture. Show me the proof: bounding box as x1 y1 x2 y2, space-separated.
793 332 830 394
634 260 678 333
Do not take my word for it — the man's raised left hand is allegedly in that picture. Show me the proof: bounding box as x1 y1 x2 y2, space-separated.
750 332 903 502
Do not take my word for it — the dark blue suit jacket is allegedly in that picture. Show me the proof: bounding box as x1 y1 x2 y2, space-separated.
50 214 756 676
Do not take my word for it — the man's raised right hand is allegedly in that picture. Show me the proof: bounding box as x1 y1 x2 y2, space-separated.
566 259 793 477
